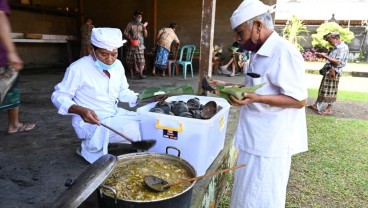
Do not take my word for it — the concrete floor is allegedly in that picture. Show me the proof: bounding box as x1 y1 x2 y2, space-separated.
0 67 367 207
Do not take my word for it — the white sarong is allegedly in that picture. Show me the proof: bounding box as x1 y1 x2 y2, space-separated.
79 110 141 163
230 151 291 208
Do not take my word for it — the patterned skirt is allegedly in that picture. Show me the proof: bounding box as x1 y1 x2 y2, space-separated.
154 46 169 71
0 79 21 111
317 75 340 103
125 46 145 68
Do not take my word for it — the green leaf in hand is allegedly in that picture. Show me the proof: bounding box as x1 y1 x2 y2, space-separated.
216 83 266 102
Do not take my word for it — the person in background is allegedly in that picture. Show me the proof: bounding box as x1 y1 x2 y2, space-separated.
212 44 223 75
211 0 308 207
307 32 349 115
0 0 36 134
51 28 141 163
219 42 249 77
80 17 94 57
123 10 148 79
152 23 180 77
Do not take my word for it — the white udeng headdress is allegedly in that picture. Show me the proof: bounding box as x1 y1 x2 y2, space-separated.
91 28 127 51
230 0 276 29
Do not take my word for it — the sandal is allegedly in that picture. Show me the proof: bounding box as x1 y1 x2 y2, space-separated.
318 110 332 115
8 123 36 134
307 105 318 112
227 73 235 77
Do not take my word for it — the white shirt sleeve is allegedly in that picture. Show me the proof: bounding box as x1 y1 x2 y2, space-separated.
269 48 308 101
118 74 138 107
51 66 80 115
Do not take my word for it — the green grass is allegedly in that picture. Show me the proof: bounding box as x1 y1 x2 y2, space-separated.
286 116 368 208
308 89 368 102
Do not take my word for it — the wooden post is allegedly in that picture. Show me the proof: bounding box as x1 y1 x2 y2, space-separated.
198 0 216 95
79 0 84 26
153 0 157 46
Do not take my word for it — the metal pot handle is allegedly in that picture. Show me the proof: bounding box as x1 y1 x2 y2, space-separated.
99 184 118 204
166 146 181 157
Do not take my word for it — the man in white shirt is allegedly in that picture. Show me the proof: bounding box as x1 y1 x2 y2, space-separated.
51 28 141 163
211 0 308 207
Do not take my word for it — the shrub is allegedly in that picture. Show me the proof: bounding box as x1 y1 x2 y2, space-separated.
282 15 309 51
311 22 355 50
302 48 326 62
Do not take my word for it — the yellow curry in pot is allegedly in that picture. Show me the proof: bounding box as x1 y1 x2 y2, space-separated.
103 157 193 201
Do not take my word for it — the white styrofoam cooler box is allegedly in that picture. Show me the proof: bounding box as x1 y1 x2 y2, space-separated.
137 95 231 175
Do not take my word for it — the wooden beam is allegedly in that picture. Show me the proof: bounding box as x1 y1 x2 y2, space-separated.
198 0 216 95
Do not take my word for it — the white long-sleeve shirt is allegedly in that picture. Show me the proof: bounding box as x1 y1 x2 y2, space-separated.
235 32 308 158
52 55 137 119
51 56 141 163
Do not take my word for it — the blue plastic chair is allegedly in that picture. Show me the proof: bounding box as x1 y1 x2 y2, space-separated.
172 45 196 79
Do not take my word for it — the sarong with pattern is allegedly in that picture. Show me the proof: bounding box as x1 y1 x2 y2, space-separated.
317 75 340 103
125 46 145 68
154 45 169 71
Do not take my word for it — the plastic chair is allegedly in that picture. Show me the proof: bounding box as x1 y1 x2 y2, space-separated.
168 45 180 77
172 45 196 79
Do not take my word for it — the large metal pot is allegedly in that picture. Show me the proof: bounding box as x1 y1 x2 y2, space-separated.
97 148 196 208
52 147 196 208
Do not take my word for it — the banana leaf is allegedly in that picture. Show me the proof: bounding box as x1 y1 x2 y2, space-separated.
139 84 194 102
229 46 239 53
216 83 266 102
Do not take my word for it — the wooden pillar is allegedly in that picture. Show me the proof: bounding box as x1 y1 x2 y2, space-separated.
78 0 84 26
198 0 216 95
153 0 157 46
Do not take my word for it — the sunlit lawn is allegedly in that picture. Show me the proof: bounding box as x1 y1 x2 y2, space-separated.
286 115 368 208
286 89 368 207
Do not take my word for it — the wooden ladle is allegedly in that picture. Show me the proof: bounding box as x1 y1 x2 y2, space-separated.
100 123 156 150
144 164 246 192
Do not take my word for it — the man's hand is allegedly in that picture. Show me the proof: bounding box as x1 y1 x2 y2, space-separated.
209 79 225 86
154 95 169 103
69 105 100 125
315 52 326 59
329 68 336 78
7 51 23 72
230 92 259 106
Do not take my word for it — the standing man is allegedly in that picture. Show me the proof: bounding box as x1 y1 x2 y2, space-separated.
52 28 141 163
123 10 148 79
80 17 94 57
211 0 308 207
152 23 180 77
308 32 349 115
0 0 35 134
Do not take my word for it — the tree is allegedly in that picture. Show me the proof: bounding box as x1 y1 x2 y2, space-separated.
282 15 309 51
311 22 355 50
